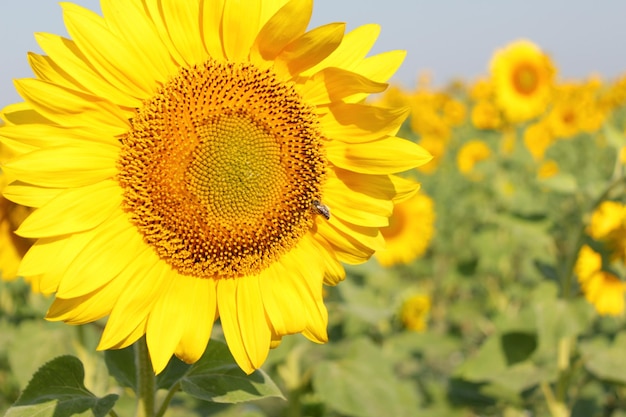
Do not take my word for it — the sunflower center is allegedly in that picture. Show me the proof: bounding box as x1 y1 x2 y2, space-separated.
117 60 326 279
512 63 539 95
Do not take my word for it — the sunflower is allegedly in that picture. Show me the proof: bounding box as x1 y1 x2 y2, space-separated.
456 140 492 177
490 40 556 123
0 172 32 280
575 245 626 316
588 200 626 262
375 192 435 267
399 294 431 332
0 0 431 374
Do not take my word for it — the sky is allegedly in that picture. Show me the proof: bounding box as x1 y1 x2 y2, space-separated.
1 1 626 108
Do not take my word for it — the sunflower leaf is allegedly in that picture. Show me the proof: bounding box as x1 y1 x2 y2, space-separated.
179 340 284 403
5 355 118 417
104 345 137 391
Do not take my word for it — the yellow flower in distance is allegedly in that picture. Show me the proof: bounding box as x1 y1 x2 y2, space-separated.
587 201 626 262
537 159 559 179
490 40 556 123
0 172 32 280
376 192 435 267
0 0 431 374
523 121 554 161
575 245 626 316
400 294 431 332
456 140 492 176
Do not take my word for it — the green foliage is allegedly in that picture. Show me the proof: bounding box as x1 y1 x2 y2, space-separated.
3 68 626 417
4 356 118 417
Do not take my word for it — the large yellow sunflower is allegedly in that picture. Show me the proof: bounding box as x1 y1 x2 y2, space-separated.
490 39 556 123
0 0 431 374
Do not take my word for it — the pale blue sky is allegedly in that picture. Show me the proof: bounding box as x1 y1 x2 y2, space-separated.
1 1 625 108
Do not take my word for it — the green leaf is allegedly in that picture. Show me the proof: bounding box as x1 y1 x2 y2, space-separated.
538 173 578 194
104 346 137 391
312 339 420 417
180 340 284 403
5 355 118 417
156 355 191 391
501 332 537 365
581 331 626 384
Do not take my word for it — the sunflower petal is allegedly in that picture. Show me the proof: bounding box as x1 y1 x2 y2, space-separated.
320 103 409 143
251 0 312 65
16 180 121 238
326 137 433 174
222 0 261 62
3 144 117 188
275 23 345 77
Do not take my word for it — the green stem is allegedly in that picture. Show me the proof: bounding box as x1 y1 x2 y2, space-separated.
155 382 181 417
108 410 121 417
135 336 156 417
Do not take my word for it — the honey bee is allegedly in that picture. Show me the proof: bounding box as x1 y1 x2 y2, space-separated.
311 199 330 220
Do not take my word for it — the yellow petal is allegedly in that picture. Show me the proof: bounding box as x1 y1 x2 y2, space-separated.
320 102 409 143
301 23 381 77
99 249 168 350
259 262 307 335
275 23 345 78
299 68 387 106
216 278 255 374
16 180 121 238
101 0 177 80
159 0 207 66
175 279 217 365
222 0 261 62
1 102 52 126
200 0 226 59
34 33 141 108
14 78 130 134
236 274 271 370
1 123 119 150
323 175 391 227
326 136 432 174
352 50 407 83
251 0 312 66
61 2 155 98
3 183 64 208
3 144 117 188
146 271 190 374
56 213 143 299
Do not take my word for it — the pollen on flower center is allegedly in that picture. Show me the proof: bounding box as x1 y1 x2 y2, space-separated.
512 63 539 95
117 60 327 279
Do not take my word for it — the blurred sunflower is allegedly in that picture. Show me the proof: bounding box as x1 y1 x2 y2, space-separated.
471 100 503 130
376 192 435 267
490 40 556 123
456 140 492 177
587 200 626 262
399 294 431 332
0 0 431 374
0 173 32 281
536 159 559 179
523 121 554 161
575 245 626 316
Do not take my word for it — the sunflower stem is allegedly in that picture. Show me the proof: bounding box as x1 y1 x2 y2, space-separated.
155 381 181 417
135 336 156 417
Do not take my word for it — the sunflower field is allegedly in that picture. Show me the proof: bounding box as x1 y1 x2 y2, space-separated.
2 2 626 417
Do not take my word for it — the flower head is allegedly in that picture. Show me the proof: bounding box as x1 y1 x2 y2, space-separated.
0 0 431 374
376 192 435 267
490 40 556 123
575 245 626 316
456 140 492 177
400 294 431 332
